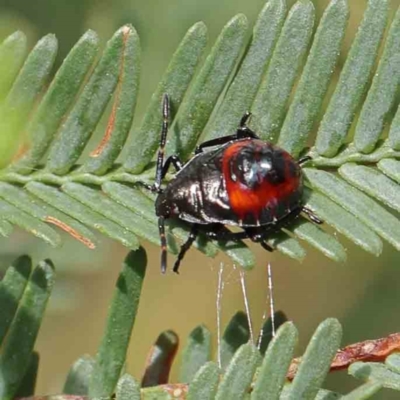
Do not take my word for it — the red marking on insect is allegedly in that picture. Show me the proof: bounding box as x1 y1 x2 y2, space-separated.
222 139 301 222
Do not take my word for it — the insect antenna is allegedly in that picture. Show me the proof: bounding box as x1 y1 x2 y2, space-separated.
154 94 170 192
158 216 167 274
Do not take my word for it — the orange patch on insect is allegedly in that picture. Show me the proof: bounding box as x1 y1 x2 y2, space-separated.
222 140 299 220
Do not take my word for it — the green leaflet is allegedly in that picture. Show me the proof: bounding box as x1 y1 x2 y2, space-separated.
291 219 346 262
305 168 400 251
179 325 212 384
252 322 298 400
0 198 61 246
166 14 248 158
124 22 207 173
218 311 250 370
26 181 139 248
315 0 389 157
341 382 382 400
0 34 57 167
187 362 220 400
349 362 400 391
304 189 382 255
378 158 400 183
116 374 141 400
0 260 55 400
0 255 32 345
83 26 141 175
13 30 99 174
340 163 400 213
215 343 261 400
47 27 130 174
89 248 147 398
204 0 287 141
277 0 349 157
286 319 342 399
14 351 39 398
355 4 400 153
252 0 315 143
62 182 171 252
0 31 27 102
63 355 95 395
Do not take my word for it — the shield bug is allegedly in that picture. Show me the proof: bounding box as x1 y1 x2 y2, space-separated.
140 94 322 273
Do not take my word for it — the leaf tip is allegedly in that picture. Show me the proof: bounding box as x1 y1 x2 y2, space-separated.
4 30 27 45
38 33 58 48
81 29 100 44
190 21 208 35
227 13 249 30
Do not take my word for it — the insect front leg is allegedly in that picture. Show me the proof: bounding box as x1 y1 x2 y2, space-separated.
195 112 259 154
160 155 183 177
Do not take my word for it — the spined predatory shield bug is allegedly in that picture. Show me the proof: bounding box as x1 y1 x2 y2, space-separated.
139 94 321 273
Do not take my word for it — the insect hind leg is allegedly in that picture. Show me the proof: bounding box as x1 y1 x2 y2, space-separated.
204 224 250 241
302 206 323 224
173 225 199 274
245 227 274 252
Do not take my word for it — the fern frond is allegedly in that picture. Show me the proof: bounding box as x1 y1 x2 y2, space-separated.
0 0 400 269
1 252 400 398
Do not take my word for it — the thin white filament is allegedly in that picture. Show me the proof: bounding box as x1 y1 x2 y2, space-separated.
268 262 276 337
257 262 275 350
239 269 254 345
216 262 224 369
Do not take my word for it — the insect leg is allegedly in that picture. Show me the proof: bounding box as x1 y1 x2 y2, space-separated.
173 225 199 273
158 216 168 274
260 241 274 252
195 112 259 154
245 227 275 251
195 134 244 154
239 111 252 127
160 155 183 178
204 225 249 241
237 111 259 138
302 206 323 224
298 155 312 165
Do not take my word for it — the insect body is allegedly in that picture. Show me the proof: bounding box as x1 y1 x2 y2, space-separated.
157 139 302 227
142 95 321 274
